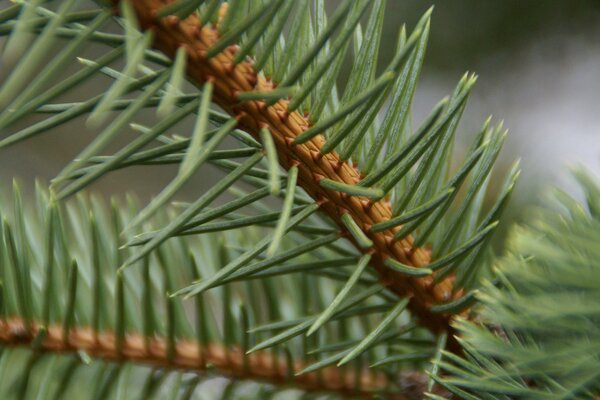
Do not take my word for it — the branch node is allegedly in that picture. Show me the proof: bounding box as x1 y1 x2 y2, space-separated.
332 160 343 172
312 172 325 183
190 25 202 39
284 136 296 148
164 15 180 27
245 73 258 87
316 196 330 208
277 109 289 121
361 199 374 211
310 150 323 162
385 235 395 248
256 100 268 111
234 111 248 123
223 61 235 74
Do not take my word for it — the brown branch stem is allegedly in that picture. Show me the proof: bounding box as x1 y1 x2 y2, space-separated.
114 0 462 351
0 317 425 399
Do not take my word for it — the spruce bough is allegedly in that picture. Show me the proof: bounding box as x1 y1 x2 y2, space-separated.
1 1 594 399
106 0 468 345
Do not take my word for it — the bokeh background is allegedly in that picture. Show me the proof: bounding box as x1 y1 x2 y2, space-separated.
380 0 600 219
2 0 600 224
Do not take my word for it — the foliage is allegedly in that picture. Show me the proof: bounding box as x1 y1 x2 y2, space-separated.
431 170 600 400
3 0 594 399
0 183 404 398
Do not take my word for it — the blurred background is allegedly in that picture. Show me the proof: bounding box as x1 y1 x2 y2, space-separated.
2 0 600 223
380 0 600 219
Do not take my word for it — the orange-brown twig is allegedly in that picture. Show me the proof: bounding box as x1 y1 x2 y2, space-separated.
111 0 463 351
0 317 422 399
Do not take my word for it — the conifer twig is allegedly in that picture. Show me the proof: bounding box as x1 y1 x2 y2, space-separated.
110 0 463 351
0 317 421 399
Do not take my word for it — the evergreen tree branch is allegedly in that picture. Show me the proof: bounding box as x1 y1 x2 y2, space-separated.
110 0 461 350
0 317 420 399
0 181 441 399
0 3 516 394
431 170 600 399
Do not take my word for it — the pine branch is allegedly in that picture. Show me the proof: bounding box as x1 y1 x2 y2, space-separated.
0 162 485 400
0 183 437 399
111 0 462 350
0 317 415 399
0 3 516 395
431 170 600 399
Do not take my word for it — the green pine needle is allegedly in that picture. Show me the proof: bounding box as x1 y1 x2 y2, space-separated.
128 119 237 231
260 128 281 195
157 47 187 117
267 165 299 256
372 189 454 233
341 214 373 249
337 299 409 366
206 0 278 59
306 254 370 336
121 153 263 269
87 30 153 126
319 179 384 200
384 258 432 277
295 71 396 144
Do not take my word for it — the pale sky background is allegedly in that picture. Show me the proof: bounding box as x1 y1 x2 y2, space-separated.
417 26 600 206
